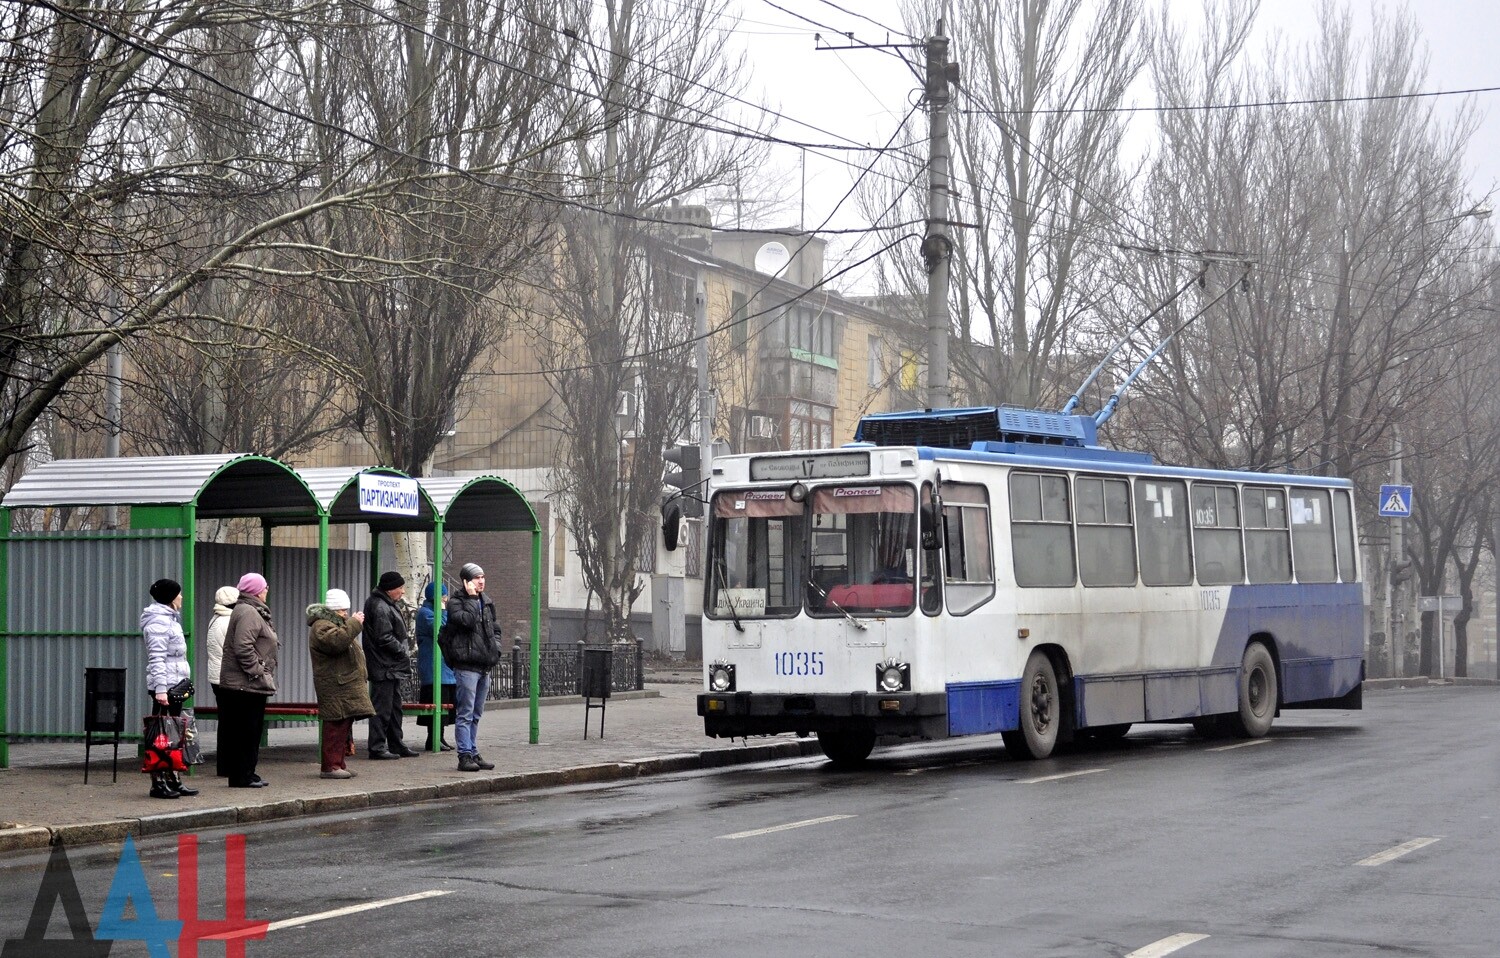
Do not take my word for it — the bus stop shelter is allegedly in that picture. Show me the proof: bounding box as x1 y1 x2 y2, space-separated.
0 455 542 767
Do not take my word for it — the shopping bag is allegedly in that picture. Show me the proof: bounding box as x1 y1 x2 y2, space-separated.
179 710 204 766
141 714 187 773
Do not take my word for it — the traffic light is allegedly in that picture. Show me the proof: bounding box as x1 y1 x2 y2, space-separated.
662 443 703 519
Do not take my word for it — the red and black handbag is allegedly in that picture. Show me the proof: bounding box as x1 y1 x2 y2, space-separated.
141 714 188 773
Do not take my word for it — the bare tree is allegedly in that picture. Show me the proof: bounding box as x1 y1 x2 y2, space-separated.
865 0 1146 408
0 2 409 478
292 0 581 479
530 0 768 641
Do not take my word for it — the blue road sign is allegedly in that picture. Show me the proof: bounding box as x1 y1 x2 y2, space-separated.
1378 484 1413 518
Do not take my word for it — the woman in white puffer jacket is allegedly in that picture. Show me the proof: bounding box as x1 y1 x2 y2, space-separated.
205 586 239 692
204 585 238 777
141 578 195 799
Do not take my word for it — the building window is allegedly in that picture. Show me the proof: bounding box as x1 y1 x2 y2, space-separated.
789 305 837 362
552 516 567 577
899 349 920 391
867 335 884 388
788 400 833 449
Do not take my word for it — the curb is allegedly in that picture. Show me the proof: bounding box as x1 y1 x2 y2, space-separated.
14 737 825 853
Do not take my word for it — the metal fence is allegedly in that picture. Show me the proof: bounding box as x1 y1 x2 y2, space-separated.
399 640 644 703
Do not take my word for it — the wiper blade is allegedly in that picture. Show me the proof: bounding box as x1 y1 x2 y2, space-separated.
808 580 868 631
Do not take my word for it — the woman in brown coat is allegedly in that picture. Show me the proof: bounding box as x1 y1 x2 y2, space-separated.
308 589 373 779
218 572 278 788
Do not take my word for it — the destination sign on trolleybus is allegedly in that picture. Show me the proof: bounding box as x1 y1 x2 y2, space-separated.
749 451 869 481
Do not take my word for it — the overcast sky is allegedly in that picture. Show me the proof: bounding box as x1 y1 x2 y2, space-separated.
727 1 1499 292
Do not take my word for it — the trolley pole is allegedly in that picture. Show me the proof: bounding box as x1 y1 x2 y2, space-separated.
923 21 958 409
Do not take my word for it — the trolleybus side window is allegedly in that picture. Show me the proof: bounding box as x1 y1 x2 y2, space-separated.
1075 475 1136 587
807 484 917 616
706 490 806 618
1333 489 1358 582
1010 472 1076 587
1243 486 1292 583
941 482 994 613
1289 487 1336 583
1192 483 1245 585
1135 478 1192 586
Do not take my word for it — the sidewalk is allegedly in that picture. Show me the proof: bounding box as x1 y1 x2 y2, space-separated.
0 680 820 854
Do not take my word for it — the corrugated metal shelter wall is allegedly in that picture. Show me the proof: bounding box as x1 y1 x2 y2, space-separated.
6 531 183 737
194 544 370 708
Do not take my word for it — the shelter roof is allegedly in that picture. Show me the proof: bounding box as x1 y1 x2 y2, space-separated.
295 466 438 530
0 454 319 520
419 476 538 532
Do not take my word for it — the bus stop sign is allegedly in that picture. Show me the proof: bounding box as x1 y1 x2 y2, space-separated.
1378 484 1412 518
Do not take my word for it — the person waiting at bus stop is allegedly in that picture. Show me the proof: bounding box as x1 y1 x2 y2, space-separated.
416 582 456 751
307 589 371 779
442 563 501 772
363 570 418 760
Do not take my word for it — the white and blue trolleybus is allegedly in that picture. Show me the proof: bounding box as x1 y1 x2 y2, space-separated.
696 406 1364 765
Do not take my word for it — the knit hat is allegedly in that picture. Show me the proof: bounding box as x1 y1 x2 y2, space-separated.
377 570 405 592
214 586 240 606
325 588 351 610
423 582 448 603
236 572 268 596
149 578 182 604
460 562 485 581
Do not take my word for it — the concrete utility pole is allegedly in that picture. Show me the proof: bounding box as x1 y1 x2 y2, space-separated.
923 20 958 409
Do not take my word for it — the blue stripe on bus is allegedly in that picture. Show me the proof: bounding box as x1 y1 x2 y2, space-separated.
947 680 1021 735
1213 582 1365 702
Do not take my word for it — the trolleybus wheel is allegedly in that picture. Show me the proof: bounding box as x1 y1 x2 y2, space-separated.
817 725 876 767
1230 641 1277 738
1003 652 1060 760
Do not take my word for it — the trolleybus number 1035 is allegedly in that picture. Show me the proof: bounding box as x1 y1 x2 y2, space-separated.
774 651 826 676
1199 589 1224 611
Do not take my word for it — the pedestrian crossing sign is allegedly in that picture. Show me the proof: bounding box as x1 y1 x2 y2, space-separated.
1378 484 1412 518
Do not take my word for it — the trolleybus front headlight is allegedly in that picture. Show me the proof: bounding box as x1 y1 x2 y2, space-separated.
877 660 910 692
709 662 736 692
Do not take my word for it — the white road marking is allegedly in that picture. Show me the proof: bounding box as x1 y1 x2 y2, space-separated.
719 814 856 840
1207 738 1272 752
1016 767 1108 784
203 890 452 939
1355 837 1441 866
1126 932 1211 957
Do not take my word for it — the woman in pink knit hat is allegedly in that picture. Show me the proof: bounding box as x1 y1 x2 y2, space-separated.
217 572 278 788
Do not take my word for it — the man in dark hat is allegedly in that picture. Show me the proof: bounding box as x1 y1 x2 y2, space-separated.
363 570 417 759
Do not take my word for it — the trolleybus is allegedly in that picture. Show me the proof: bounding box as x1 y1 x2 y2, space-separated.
695 406 1364 765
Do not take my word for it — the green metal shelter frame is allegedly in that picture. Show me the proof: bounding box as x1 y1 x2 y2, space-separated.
288 468 545 749
1 456 544 767
0 454 322 768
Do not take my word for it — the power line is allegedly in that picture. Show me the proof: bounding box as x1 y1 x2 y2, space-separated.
960 83 1500 116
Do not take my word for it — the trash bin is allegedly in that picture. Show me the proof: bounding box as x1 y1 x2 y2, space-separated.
84 666 127 783
579 647 612 739
579 647 613 700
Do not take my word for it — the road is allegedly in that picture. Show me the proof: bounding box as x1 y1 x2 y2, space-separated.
3 685 1498 957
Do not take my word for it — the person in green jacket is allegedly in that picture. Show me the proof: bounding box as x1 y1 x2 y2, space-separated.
308 589 373 779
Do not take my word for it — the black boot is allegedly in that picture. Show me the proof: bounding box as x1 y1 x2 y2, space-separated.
457 753 480 772
472 753 495 771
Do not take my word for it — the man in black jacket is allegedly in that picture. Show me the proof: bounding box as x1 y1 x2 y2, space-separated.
442 563 502 771
363 571 418 759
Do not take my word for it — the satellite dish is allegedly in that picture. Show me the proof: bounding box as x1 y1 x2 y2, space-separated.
753 241 791 277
